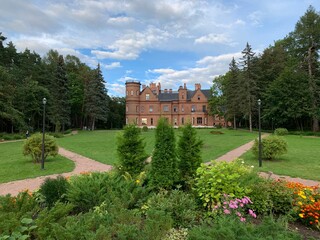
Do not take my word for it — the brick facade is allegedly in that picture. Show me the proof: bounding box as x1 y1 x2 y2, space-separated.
125 81 228 127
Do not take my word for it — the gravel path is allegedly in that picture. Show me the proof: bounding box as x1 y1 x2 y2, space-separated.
0 147 113 196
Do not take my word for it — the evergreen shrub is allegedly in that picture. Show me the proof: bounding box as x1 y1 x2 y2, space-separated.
251 135 288 160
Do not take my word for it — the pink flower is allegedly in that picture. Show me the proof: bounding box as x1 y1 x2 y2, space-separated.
240 203 244 207
240 217 246 222
224 209 231 214
236 212 242 217
249 209 257 218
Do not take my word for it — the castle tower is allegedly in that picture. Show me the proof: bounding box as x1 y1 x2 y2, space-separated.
125 81 141 125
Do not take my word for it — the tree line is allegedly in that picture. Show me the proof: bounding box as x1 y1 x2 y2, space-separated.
209 6 320 132
0 35 125 133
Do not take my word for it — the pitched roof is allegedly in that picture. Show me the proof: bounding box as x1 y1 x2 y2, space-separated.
158 89 211 102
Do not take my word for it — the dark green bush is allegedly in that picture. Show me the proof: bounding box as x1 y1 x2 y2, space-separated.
209 130 224 135
142 126 148 132
117 124 148 176
48 132 64 138
251 135 288 160
39 175 70 207
144 190 201 228
248 180 294 215
23 133 58 163
274 128 289 136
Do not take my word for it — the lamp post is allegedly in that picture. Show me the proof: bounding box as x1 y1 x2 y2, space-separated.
41 98 47 170
258 99 262 167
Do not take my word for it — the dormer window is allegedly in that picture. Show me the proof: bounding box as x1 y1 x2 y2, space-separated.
198 95 200 100
146 94 150 100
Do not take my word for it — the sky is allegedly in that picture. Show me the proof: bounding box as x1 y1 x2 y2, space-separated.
1 0 320 97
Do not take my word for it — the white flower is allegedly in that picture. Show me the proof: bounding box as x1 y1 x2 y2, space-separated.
251 165 254 168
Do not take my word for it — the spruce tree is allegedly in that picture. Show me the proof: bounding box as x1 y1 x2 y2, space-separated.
149 118 178 189
116 124 148 176
177 123 203 183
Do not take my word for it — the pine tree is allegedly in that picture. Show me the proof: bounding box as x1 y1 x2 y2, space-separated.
149 118 178 189
84 64 109 130
117 124 148 176
238 42 257 132
177 123 203 184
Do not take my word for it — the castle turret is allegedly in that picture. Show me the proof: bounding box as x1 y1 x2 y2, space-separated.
125 81 141 124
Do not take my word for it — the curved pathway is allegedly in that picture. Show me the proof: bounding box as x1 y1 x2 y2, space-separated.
0 147 113 196
216 134 320 187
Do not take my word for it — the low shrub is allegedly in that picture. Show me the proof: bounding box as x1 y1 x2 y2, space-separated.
39 176 70 207
209 130 224 135
251 135 288 160
188 215 302 240
48 132 64 138
194 159 252 210
143 190 200 228
142 126 148 132
23 133 58 163
274 128 289 136
248 180 294 215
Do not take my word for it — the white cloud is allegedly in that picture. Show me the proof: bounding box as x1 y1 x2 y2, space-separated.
103 62 121 70
248 11 263 26
195 33 237 46
107 83 126 96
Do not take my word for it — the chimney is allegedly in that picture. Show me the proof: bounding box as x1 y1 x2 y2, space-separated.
195 83 201 90
184 83 187 89
157 82 161 94
142 84 146 90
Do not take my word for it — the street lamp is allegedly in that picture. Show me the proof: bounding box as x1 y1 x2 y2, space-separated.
258 99 262 167
41 98 47 170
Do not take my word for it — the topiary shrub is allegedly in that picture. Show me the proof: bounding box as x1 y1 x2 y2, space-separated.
194 159 252 210
251 135 288 160
39 175 70 207
23 133 58 163
274 128 289 136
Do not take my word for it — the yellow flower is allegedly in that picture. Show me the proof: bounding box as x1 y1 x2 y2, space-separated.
298 201 303 206
299 213 304 218
135 179 140 184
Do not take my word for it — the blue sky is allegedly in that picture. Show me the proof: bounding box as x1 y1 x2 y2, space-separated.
1 0 320 96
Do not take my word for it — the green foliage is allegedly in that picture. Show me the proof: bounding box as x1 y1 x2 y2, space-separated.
149 118 179 189
143 190 200 228
0 218 37 240
116 124 148 176
248 180 294 215
274 128 289 136
23 133 58 163
252 135 288 160
142 126 148 132
194 160 252 209
163 228 188 240
67 172 150 213
188 215 302 240
177 123 203 183
39 175 70 207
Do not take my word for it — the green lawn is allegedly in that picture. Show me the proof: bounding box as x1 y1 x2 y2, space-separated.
241 135 320 181
57 128 258 165
0 141 75 183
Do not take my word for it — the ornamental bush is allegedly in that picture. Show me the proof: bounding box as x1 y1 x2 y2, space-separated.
194 159 252 210
251 135 288 160
23 133 58 163
117 124 148 176
274 128 289 136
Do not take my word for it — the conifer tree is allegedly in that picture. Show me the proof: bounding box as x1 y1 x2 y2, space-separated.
177 123 203 183
117 124 148 176
149 118 178 189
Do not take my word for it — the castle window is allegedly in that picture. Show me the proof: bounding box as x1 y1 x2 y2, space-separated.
146 94 150 100
173 106 178 112
191 105 196 112
181 117 184 124
181 105 184 112
174 118 177 125
202 105 206 112
182 93 184 99
151 118 154 125
198 95 200 100
141 118 147 125
163 105 169 112
131 90 133 96
149 105 153 112
197 117 202 125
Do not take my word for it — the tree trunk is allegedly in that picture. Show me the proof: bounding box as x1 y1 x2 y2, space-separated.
249 112 252 132
233 115 237 130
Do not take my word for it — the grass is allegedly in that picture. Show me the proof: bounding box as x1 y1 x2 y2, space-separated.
241 135 320 181
0 141 75 183
57 128 258 165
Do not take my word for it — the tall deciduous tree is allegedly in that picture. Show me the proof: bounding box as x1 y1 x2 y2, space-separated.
149 117 178 189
